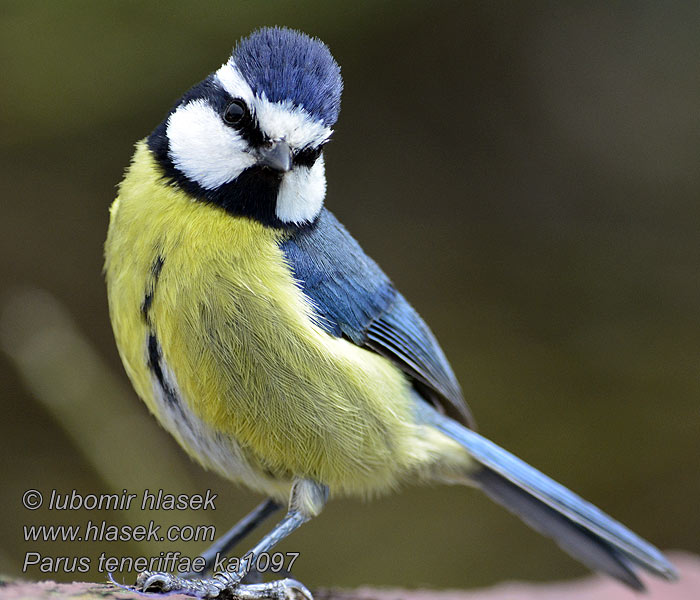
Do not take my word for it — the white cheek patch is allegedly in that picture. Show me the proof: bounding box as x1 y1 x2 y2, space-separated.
166 99 256 190
276 155 326 224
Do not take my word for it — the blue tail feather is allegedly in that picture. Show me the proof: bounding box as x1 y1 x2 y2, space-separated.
415 401 678 588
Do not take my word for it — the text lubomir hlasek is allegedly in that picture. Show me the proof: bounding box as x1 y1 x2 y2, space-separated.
46 489 217 511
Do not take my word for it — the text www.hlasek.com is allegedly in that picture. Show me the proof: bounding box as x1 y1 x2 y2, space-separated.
25 520 215 543
21 488 300 576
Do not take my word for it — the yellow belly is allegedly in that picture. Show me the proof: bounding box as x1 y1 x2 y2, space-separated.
105 142 470 499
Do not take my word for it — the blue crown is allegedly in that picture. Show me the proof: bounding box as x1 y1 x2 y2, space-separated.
233 27 343 126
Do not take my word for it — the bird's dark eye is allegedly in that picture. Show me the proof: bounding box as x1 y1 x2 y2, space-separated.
223 100 247 126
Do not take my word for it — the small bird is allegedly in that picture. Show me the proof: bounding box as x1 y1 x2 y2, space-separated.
105 27 677 599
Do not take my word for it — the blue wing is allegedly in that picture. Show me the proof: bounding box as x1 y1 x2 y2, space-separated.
280 209 473 427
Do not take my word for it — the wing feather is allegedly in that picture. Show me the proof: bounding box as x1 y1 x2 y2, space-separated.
280 209 474 427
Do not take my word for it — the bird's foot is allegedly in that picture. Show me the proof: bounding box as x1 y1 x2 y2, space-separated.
135 571 313 600
136 571 218 597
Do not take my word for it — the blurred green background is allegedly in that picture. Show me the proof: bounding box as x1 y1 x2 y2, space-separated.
1 0 698 591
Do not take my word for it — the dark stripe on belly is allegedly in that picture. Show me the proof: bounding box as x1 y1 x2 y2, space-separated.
141 255 179 406
142 255 165 321
146 333 179 407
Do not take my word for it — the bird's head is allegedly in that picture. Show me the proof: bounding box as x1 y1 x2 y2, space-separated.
148 27 342 228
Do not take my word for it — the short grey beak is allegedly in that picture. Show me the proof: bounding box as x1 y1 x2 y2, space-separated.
258 140 292 173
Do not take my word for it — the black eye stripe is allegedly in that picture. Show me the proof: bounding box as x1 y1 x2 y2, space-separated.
294 146 322 168
220 98 266 147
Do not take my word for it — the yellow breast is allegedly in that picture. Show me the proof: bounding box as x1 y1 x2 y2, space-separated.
105 142 470 498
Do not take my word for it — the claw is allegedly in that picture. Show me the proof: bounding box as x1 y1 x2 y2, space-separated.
228 578 313 600
135 571 219 597
137 571 176 592
277 578 313 600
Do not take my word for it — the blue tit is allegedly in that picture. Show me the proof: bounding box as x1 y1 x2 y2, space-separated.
104 27 677 599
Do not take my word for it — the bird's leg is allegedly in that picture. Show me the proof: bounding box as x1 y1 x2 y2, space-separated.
184 497 281 577
136 480 327 599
